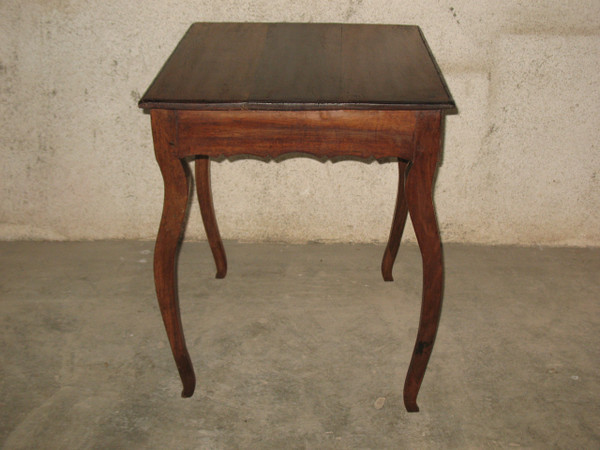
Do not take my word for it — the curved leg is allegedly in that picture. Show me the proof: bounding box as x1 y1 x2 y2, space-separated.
381 160 410 281
195 156 227 278
151 110 196 397
403 111 444 412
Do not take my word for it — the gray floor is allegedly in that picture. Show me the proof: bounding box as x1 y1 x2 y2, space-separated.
1 241 598 449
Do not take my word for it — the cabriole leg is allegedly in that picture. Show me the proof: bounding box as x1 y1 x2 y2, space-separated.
195 156 227 279
381 160 410 281
151 109 196 397
403 111 444 412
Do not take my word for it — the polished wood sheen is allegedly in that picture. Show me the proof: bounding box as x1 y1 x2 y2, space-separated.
139 23 454 110
140 22 455 412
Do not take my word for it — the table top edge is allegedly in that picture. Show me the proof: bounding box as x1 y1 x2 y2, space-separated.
137 100 456 112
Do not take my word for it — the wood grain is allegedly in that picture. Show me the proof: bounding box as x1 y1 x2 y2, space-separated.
402 111 444 412
195 156 227 279
381 160 410 282
151 109 196 398
176 110 416 160
139 23 455 111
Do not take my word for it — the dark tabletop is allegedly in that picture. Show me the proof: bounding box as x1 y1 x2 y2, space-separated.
139 23 454 111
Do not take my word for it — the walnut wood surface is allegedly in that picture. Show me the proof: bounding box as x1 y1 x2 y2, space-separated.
139 23 454 111
381 160 410 282
402 111 444 412
176 110 415 159
143 22 451 412
151 109 196 397
195 156 227 278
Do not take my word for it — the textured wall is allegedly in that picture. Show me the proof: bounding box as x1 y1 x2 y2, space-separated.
1 1 599 245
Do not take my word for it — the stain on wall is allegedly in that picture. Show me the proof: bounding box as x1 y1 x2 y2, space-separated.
0 0 599 245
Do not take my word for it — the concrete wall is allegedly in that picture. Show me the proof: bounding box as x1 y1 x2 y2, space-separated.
1 0 599 245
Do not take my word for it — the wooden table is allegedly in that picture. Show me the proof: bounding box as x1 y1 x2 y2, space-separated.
139 23 455 412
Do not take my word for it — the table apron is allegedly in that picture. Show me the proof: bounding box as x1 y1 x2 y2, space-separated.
172 109 417 160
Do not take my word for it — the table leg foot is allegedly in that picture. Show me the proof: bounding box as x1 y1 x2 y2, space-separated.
180 367 196 397
152 110 196 398
403 111 444 412
404 399 420 413
381 160 410 282
195 156 227 279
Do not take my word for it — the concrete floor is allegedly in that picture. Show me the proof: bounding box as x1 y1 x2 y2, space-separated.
0 241 598 448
